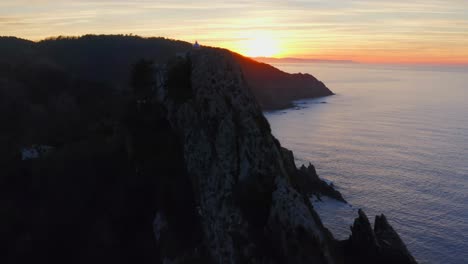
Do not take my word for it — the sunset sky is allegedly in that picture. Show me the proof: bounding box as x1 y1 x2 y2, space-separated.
1 0 468 64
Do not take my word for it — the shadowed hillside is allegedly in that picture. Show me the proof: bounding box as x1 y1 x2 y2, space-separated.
0 35 332 108
234 54 333 109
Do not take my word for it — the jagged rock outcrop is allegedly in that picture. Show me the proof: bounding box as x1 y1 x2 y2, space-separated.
281 148 345 202
374 214 417 264
342 209 417 264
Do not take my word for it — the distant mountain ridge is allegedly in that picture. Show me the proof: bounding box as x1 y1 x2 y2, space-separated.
254 56 356 64
0 35 333 110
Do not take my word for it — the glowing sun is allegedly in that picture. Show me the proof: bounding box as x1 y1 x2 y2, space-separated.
244 35 280 57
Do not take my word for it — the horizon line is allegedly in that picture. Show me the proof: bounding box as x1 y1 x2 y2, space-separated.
3 34 468 67
252 56 468 67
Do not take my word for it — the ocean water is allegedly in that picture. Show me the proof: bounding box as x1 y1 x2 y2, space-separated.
264 62 468 264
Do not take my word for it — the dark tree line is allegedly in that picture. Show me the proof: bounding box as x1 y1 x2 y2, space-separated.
0 35 192 161
131 59 155 99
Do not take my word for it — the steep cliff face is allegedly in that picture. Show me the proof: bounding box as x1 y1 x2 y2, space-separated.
153 48 339 263
151 48 417 264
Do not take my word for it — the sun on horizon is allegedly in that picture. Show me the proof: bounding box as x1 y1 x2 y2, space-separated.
238 33 281 58
2 1 468 64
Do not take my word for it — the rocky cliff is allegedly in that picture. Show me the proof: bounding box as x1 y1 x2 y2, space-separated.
153 48 338 263
1 47 416 264
150 48 416 263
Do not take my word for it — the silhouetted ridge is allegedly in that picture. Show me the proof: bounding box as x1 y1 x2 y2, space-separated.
0 35 332 108
234 54 333 109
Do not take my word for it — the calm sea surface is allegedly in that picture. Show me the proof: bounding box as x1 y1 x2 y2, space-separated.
264 62 468 264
